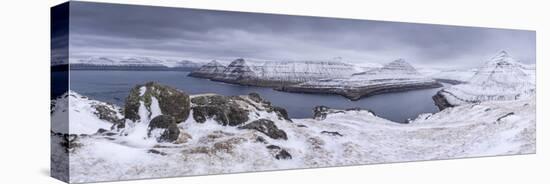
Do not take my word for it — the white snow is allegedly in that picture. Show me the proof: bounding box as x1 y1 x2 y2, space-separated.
290 59 438 89
191 58 367 83
139 86 146 96
56 91 535 183
438 51 535 106
51 91 119 134
149 97 162 118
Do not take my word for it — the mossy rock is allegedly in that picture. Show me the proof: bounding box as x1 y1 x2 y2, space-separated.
148 115 180 142
191 95 249 126
125 82 190 123
239 119 287 140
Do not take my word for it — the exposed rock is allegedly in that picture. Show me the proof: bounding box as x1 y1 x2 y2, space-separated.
275 149 292 160
92 103 124 124
313 106 375 120
273 106 292 121
266 145 281 150
191 95 249 126
321 131 344 137
125 82 190 123
59 134 81 153
147 149 167 156
266 144 292 160
96 128 108 134
255 136 267 144
239 119 288 140
497 112 515 122
432 91 455 110
313 106 330 120
248 92 263 103
147 115 180 143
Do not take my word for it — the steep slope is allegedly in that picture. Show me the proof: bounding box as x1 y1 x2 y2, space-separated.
188 60 227 78
189 58 360 86
280 59 442 100
52 83 534 183
433 51 535 109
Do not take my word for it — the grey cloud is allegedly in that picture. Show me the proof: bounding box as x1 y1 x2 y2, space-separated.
68 1 536 68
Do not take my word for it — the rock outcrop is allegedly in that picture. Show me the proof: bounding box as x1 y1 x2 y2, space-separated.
239 119 288 140
190 95 250 126
147 115 180 143
125 82 190 123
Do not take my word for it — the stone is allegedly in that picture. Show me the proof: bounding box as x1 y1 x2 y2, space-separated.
147 115 180 143
239 119 287 140
191 95 249 126
125 82 190 123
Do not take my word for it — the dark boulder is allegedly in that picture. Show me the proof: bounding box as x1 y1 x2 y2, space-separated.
313 106 330 120
191 95 249 126
147 149 167 156
265 144 292 160
248 92 263 103
92 103 124 124
273 106 292 122
125 82 190 123
147 115 180 142
239 119 287 140
275 149 292 160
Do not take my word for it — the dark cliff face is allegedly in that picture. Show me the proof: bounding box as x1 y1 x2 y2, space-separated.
432 90 454 110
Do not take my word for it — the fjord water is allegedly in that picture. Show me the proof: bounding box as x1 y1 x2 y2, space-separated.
70 70 447 123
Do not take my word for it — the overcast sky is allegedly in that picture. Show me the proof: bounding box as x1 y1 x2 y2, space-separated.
66 1 536 68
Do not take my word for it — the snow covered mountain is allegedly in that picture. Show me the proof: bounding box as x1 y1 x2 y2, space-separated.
51 82 535 183
189 58 362 86
427 68 479 84
70 56 202 70
280 59 442 100
188 60 227 78
433 51 535 109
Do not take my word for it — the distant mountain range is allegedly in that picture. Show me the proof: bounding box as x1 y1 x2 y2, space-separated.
68 56 202 71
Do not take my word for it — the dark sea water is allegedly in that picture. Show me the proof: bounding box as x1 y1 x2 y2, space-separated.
70 70 448 123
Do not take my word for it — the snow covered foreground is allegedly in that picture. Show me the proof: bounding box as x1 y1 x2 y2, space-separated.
51 88 535 183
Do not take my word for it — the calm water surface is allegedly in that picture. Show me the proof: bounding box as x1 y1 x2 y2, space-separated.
70 70 448 123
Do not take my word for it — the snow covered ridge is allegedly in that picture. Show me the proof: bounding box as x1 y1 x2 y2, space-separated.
189 58 362 86
51 82 534 183
279 59 442 100
70 56 202 70
190 58 442 100
433 51 536 109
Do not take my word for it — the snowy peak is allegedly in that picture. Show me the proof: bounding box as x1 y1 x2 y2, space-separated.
353 58 421 77
436 51 535 108
204 60 224 67
469 51 532 87
381 59 419 74
225 58 254 76
483 50 522 68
